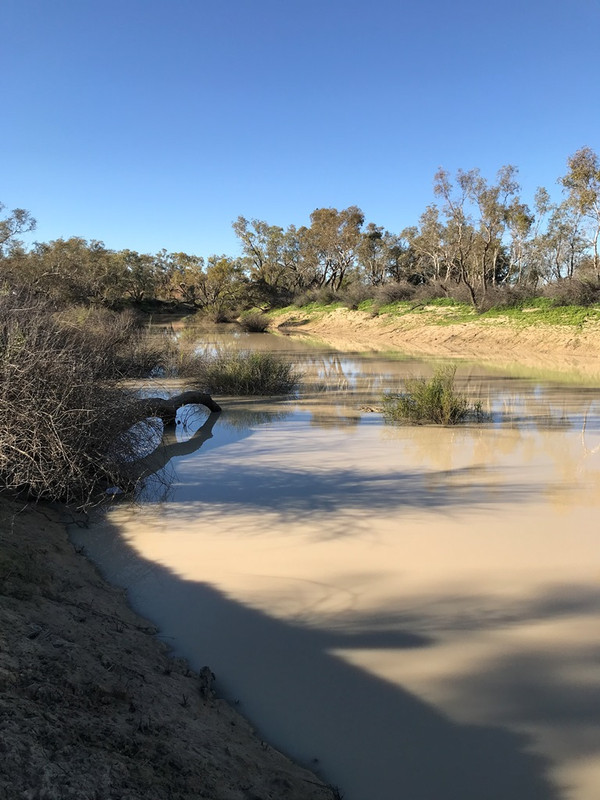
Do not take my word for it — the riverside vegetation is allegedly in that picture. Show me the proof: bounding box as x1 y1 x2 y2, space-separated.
383 366 485 425
2 145 600 501
0 293 298 508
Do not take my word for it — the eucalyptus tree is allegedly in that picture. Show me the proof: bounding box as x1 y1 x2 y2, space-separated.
357 223 401 285
401 205 446 283
232 216 306 302
0 202 36 256
542 201 587 282
118 249 157 303
560 147 600 279
301 206 365 292
433 168 478 304
26 238 126 305
470 165 520 293
505 199 535 285
164 251 206 306
196 255 246 318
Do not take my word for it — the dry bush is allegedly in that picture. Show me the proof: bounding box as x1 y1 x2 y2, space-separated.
54 305 174 378
476 284 540 312
542 279 600 307
338 283 373 310
292 286 339 307
0 294 149 506
374 281 416 305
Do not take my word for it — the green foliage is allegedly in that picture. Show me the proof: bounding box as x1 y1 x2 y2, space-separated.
180 349 301 396
383 366 483 425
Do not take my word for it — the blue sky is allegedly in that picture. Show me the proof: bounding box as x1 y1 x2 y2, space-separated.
2 0 599 258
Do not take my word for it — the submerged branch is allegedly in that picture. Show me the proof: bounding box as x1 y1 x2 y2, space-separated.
136 391 222 424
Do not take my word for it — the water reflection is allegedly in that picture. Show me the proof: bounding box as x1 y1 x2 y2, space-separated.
76 329 600 800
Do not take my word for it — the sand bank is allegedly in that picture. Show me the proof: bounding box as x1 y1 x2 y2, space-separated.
274 306 600 379
0 497 335 799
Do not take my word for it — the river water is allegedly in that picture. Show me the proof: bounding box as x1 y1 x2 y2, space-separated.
72 329 600 800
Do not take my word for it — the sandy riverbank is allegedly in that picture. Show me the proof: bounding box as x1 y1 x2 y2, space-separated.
0 497 336 799
273 306 600 379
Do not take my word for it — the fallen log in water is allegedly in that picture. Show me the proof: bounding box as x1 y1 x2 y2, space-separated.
135 391 221 424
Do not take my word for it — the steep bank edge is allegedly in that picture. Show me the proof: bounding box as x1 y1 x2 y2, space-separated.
273 306 600 376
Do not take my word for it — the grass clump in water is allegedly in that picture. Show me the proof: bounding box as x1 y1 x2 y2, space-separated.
383 366 483 425
180 349 301 396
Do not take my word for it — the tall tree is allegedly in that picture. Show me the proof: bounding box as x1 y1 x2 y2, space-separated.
0 202 36 256
302 206 365 291
560 147 600 279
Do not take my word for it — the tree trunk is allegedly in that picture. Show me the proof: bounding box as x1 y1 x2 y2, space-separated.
135 391 221 425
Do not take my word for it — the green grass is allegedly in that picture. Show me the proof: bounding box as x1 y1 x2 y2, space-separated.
274 296 600 328
480 301 600 326
180 349 301 396
383 366 484 425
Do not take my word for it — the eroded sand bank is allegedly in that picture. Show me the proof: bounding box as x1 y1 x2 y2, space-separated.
273 306 600 379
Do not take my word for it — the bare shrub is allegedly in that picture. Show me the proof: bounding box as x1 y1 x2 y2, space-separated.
542 279 600 307
373 281 416 305
0 294 149 506
412 280 450 302
338 283 373 310
54 305 173 378
476 284 540 312
292 286 339 307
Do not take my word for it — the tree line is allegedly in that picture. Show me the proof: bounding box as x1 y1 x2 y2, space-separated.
2 146 599 314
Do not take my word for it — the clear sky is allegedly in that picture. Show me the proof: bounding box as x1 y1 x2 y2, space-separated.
2 0 599 259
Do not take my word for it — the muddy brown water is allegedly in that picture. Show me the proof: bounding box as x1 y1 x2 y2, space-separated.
71 330 600 800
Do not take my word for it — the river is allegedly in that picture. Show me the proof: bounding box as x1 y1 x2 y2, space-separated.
71 328 600 800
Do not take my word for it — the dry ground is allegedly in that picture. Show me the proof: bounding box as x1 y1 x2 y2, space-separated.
0 498 335 800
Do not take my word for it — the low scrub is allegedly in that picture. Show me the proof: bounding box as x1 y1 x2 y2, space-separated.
54 305 174 378
179 349 300 395
238 311 271 332
383 366 483 425
0 293 149 506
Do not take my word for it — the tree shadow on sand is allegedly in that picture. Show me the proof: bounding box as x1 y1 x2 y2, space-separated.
71 516 563 800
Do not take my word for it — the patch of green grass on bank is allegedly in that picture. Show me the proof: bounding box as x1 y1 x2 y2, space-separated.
357 298 378 313
383 366 485 425
480 299 600 326
374 299 476 324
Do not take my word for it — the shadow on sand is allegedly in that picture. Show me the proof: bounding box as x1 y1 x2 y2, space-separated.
69 407 569 800
73 518 561 800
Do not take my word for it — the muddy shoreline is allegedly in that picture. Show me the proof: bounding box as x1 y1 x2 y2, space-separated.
3 309 600 799
0 498 336 799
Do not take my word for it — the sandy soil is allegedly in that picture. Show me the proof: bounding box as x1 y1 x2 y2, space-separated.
0 497 336 800
273 306 600 378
